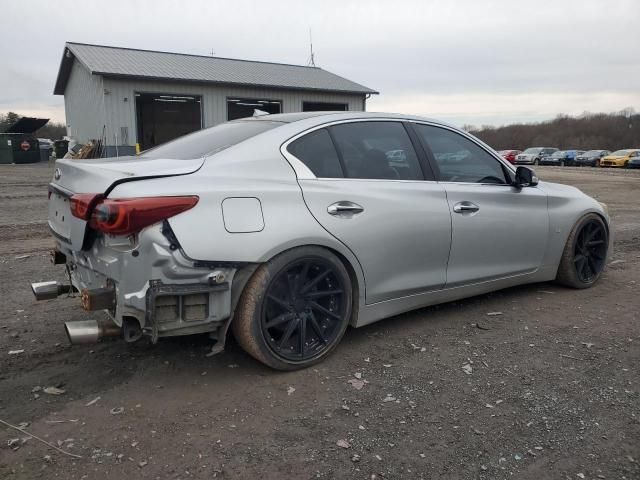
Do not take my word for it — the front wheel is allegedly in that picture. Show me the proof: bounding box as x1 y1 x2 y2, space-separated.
534 158 539 165
232 246 353 370
556 214 608 289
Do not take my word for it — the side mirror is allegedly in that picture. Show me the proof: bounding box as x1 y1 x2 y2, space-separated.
514 166 538 188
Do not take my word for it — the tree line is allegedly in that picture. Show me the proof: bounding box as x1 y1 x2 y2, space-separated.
0 111 66 140
465 110 639 151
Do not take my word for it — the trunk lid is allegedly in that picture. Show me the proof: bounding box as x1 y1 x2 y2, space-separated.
52 155 204 193
49 156 204 249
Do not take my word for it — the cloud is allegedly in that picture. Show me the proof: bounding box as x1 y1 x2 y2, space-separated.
0 0 638 125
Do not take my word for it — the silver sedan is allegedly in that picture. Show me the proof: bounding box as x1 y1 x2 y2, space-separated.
34 112 611 370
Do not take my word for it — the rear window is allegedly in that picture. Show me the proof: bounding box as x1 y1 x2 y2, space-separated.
139 120 281 160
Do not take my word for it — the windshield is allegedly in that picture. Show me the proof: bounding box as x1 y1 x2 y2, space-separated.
551 151 564 158
139 120 282 160
523 148 542 154
583 150 601 157
610 149 631 156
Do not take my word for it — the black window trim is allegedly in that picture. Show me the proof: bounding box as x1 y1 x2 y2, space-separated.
406 120 517 186
281 118 441 182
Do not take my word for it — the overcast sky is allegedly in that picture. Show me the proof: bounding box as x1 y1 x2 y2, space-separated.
0 0 638 127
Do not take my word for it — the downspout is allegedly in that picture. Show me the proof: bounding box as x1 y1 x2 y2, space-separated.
363 93 371 111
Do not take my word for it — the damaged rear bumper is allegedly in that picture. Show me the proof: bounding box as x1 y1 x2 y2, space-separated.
34 222 254 347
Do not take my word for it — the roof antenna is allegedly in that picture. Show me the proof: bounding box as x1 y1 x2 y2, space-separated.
209 48 215 56
307 28 316 67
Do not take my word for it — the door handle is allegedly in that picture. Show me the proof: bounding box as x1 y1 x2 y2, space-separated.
327 201 364 216
453 202 480 214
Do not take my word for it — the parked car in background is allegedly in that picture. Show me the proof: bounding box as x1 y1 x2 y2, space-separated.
515 147 558 165
540 150 569 166
498 150 522 164
628 156 640 169
600 149 640 168
540 150 584 166
575 150 610 167
32 112 612 370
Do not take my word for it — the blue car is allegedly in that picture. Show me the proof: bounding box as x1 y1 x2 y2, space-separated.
540 150 584 166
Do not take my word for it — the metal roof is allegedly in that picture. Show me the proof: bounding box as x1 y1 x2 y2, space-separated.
54 42 378 96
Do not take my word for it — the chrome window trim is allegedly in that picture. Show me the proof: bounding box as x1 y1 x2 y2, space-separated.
280 117 518 186
281 117 429 182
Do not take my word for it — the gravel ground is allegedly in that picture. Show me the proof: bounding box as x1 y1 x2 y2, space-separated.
0 163 638 480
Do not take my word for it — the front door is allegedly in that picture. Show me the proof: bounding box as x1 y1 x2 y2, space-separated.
287 121 452 304
412 123 549 287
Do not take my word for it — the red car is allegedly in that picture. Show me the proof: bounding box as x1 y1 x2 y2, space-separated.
498 150 522 164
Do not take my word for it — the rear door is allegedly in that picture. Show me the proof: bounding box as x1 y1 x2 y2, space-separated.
287 120 452 304
411 123 549 287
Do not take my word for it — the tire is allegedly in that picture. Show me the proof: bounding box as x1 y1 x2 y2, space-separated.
534 158 539 165
556 213 608 289
232 246 353 370
560 160 565 167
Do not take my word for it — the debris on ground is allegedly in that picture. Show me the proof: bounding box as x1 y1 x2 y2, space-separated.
43 386 66 396
85 396 101 406
348 378 365 390
110 407 124 415
287 386 295 396
336 439 351 449
462 364 473 375
8 349 24 355
486 311 503 316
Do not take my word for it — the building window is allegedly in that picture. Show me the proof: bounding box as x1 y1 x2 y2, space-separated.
227 98 282 120
302 101 348 112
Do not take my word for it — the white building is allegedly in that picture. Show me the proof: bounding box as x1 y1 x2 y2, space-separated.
54 42 378 156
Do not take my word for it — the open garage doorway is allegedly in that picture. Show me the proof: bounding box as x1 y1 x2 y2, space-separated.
135 93 202 150
302 101 348 112
227 98 282 120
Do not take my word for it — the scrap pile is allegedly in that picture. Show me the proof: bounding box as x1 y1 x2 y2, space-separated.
70 139 104 159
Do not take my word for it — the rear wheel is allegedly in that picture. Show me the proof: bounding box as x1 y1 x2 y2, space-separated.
556 214 608 288
232 247 352 370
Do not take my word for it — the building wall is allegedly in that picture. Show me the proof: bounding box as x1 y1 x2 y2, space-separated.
63 60 106 144
100 77 365 155
63 60 367 157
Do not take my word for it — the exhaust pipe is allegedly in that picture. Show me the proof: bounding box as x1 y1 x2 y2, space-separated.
64 319 121 345
31 281 73 301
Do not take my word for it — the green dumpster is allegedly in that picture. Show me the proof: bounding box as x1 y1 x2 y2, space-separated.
54 139 69 159
0 117 49 164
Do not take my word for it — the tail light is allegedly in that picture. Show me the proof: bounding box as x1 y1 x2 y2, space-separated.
70 193 102 220
70 195 198 236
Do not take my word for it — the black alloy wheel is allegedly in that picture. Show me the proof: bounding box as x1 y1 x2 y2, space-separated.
261 257 348 362
573 219 608 283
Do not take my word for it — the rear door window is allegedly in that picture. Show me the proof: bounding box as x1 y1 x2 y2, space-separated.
329 122 424 180
286 128 344 178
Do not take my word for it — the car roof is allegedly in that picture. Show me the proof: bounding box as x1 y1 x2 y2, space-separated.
247 111 457 129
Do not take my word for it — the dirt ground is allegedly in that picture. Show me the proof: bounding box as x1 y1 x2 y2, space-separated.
0 163 638 480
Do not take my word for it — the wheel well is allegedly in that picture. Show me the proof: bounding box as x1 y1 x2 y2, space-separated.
226 244 362 344
320 246 361 327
